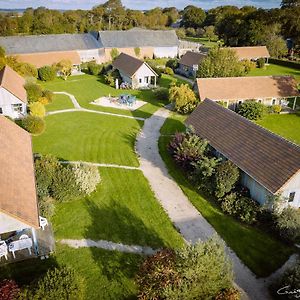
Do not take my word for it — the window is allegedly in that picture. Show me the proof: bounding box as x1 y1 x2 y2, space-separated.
12 104 22 113
272 99 276 105
139 78 142 83
258 99 262 103
288 192 295 203
238 100 243 105
144 76 149 84
0 107 2 114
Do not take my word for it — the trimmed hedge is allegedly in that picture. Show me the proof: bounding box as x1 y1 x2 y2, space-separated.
269 58 300 70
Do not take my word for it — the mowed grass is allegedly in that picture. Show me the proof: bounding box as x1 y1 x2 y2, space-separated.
32 112 142 167
257 112 300 145
247 63 300 82
46 94 74 112
0 245 141 300
158 113 295 277
41 74 184 119
53 168 183 249
182 36 219 48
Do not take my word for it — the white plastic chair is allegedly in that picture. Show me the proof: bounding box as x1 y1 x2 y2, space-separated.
39 216 48 230
0 241 8 260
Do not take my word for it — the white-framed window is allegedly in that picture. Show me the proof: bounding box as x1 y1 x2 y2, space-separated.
288 192 295 203
144 76 149 84
12 104 22 113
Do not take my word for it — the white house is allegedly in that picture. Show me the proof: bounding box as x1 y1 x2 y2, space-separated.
112 53 157 89
0 116 54 262
0 66 27 119
186 99 300 208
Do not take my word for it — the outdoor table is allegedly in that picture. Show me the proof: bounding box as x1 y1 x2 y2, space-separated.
8 237 33 258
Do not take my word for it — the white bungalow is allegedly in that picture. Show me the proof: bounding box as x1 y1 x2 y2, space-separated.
0 116 54 263
112 53 157 89
0 66 27 119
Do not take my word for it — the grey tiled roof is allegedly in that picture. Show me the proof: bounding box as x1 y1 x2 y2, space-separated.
0 33 101 54
97 29 179 48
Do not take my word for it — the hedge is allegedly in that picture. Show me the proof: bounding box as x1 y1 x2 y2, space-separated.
269 58 300 70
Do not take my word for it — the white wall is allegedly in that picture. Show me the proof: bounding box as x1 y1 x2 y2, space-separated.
77 49 105 63
0 87 27 119
280 172 300 208
0 212 30 235
154 46 178 58
133 64 156 88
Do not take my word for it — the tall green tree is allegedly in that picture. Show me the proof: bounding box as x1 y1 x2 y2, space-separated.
181 5 206 28
281 0 300 8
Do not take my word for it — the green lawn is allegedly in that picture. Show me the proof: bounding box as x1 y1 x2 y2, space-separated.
46 94 74 112
247 63 300 82
182 37 219 48
53 168 183 249
0 245 141 300
257 112 300 145
41 74 184 119
33 112 142 167
158 113 295 277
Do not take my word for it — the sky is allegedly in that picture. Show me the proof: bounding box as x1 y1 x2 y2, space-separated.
0 0 281 10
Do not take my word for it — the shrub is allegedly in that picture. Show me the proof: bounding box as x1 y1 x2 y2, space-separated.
104 73 115 87
72 163 101 195
21 115 45 135
272 104 282 114
35 155 60 198
166 58 179 70
38 65 56 81
169 131 209 171
153 87 169 101
214 161 240 199
87 62 103 75
215 288 241 300
31 267 84 300
42 90 54 103
0 279 20 300
274 207 300 242
164 67 174 75
169 84 198 114
237 101 265 120
29 101 46 118
38 97 49 105
136 237 234 300
110 48 119 60
257 58 265 68
52 166 82 202
17 62 38 78
39 197 55 219
242 60 256 73
273 260 300 300
25 82 43 103
134 47 141 57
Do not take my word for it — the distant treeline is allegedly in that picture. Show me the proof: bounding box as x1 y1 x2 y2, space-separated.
0 0 299 48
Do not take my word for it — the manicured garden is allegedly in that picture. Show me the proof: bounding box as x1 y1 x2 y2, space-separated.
158 112 295 277
257 112 300 145
46 94 74 112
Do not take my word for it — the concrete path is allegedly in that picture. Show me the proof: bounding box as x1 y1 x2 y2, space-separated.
136 107 270 300
50 92 145 121
60 239 156 255
60 160 139 170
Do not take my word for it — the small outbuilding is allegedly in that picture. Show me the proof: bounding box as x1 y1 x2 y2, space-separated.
186 99 300 208
0 65 27 119
225 46 270 62
177 51 206 78
112 53 157 89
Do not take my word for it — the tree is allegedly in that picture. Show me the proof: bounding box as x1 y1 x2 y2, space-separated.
181 5 206 28
169 84 198 114
203 25 218 41
237 101 265 120
214 161 240 199
56 59 72 80
197 47 245 78
266 35 287 58
281 0 300 8
134 47 141 57
136 236 234 300
25 82 43 103
29 101 46 118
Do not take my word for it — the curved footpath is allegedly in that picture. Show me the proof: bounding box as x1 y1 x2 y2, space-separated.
136 107 271 300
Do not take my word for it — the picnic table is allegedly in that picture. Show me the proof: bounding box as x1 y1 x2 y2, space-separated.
8 235 33 258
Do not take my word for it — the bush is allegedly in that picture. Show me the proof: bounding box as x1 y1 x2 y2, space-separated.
38 65 56 81
16 62 38 78
272 104 282 114
87 62 103 75
237 101 265 120
169 131 209 171
215 288 241 300
42 90 54 103
134 47 141 57
72 163 101 195
104 73 115 87
29 101 46 118
136 237 234 300
38 197 55 219
221 193 259 224
153 87 169 101
52 166 82 202
274 207 300 242
169 84 198 114
257 58 265 68
38 97 49 105
110 48 119 60
29 267 84 300
214 161 240 199
0 279 20 300
164 67 174 75
166 58 179 70
21 115 45 135
25 82 43 103
242 60 256 73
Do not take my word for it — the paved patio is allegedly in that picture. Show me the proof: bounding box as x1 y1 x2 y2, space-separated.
91 96 146 111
